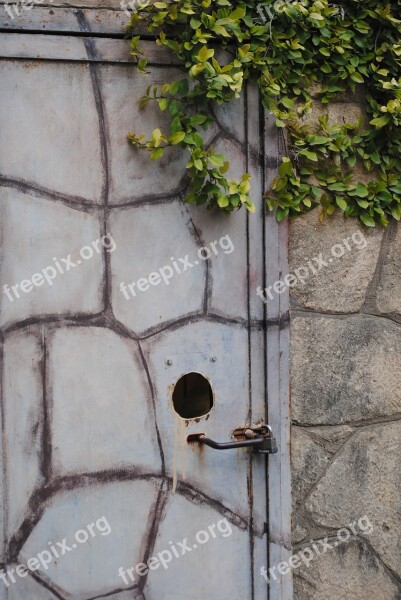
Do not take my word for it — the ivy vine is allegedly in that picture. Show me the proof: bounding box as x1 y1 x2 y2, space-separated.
127 0 401 226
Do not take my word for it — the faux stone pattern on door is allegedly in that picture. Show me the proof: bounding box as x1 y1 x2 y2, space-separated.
0 51 268 598
290 207 401 598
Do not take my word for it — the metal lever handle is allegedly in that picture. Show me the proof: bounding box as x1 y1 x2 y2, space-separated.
187 429 278 454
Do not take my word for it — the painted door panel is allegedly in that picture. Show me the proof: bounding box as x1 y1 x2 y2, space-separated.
0 13 291 600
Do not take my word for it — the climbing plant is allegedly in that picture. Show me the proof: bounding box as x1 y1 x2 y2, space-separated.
127 0 401 226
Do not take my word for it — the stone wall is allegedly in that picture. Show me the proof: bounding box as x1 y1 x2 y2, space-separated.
289 209 401 598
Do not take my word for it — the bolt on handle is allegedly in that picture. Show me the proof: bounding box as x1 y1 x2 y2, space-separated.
187 427 278 454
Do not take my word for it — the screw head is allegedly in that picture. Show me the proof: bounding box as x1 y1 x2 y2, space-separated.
210 356 217 363
165 359 173 367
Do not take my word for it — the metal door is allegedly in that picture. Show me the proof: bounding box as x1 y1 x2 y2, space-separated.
0 4 291 599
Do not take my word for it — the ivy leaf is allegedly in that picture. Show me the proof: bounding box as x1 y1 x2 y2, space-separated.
360 214 376 227
276 207 289 221
196 46 214 62
299 150 318 162
309 13 325 21
306 135 328 145
158 98 169 111
351 72 364 83
336 197 348 210
327 182 347 192
217 195 230 208
151 148 164 160
245 199 256 214
229 7 246 20
348 183 369 198
169 131 186 145
370 115 390 129
391 205 401 221
190 114 208 126
209 154 226 167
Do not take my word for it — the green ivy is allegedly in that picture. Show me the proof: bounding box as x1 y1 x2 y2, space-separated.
127 0 401 226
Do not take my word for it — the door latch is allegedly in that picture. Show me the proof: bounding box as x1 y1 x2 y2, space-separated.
187 424 278 454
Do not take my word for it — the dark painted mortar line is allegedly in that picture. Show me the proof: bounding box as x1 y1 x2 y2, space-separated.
136 312 204 340
2 311 105 337
87 582 141 599
108 193 182 209
103 313 140 342
8 484 48 561
0 177 102 211
49 468 160 493
137 343 166 475
76 11 110 206
182 204 212 315
175 478 249 532
29 569 67 600
138 480 169 592
76 13 114 316
102 209 112 311
1 312 271 345
210 105 247 154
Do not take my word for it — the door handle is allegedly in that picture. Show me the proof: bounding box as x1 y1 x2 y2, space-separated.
187 425 278 454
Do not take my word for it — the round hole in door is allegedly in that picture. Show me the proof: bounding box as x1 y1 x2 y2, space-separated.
172 372 214 419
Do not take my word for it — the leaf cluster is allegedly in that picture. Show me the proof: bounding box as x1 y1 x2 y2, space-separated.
127 0 401 225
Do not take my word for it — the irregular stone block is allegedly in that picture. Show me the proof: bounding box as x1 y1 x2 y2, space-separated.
146 492 251 600
3 332 44 541
100 65 188 204
110 202 205 334
301 100 365 131
291 428 330 510
291 315 401 424
0 189 104 328
186 153 249 321
0 61 103 202
289 211 383 312
48 327 161 475
305 421 401 579
214 94 245 143
293 538 400 600
21 480 160 598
